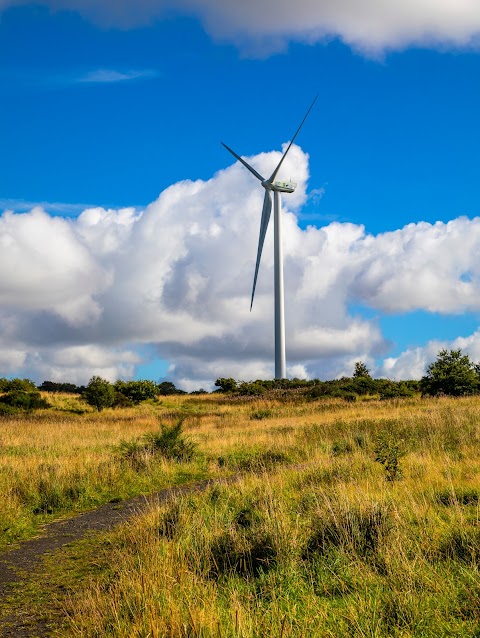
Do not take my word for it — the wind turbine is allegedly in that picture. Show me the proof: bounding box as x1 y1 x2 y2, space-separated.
222 97 317 379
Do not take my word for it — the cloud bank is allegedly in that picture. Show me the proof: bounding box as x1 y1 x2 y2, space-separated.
3 0 480 53
2 145 480 387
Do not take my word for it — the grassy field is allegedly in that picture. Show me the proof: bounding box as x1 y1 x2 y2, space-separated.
1 391 479 636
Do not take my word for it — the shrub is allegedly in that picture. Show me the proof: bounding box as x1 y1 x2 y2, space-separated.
37 381 82 393
214 377 238 393
112 392 134 408
157 381 186 395
83 376 115 411
114 380 158 404
0 390 50 411
374 431 405 481
237 382 265 396
379 381 416 400
0 377 37 392
0 402 19 416
421 349 479 396
119 419 196 465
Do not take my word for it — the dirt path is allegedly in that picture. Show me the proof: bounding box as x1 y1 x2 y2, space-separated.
0 478 218 637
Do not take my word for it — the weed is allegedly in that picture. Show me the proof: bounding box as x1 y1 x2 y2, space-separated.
209 530 277 579
434 488 479 506
303 503 391 561
374 431 405 481
331 439 353 456
234 504 261 529
223 449 290 472
158 503 181 540
436 528 480 565
119 418 196 466
250 409 273 420
145 419 196 461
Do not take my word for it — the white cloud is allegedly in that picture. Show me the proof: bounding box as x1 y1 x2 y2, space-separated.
3 0 480 54
0 208 110 325
2 146 480 387
24 346 140 384
75 69 159 84
379 329 480 380
0 198 93 216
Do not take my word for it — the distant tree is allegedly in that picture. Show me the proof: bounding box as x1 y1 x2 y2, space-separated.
421 349 479 397
38 381 81 394
157 381 186 395
0 378 37 392
114 380 158 404
353 362 371 378
83 376 115 411
214 378 238 393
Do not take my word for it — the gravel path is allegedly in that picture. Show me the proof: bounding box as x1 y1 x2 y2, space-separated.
0 478 217 637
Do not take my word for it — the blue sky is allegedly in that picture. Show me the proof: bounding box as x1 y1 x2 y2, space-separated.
2 1 480 387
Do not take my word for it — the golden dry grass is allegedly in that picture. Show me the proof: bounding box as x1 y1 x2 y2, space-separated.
1 392 479 636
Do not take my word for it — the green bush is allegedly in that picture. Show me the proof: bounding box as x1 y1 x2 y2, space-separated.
119 419 196 465
112 392 134 408
374 431 405 481
0 377 37 392
145 420 196 461
0 390 50 411
237 382 264 396
214 377 238 393
0 402 19 416
157 381 186 395
83 376 115 411
378 381 416 400
421 349 479 396
37 381 82 393
114 380 158 404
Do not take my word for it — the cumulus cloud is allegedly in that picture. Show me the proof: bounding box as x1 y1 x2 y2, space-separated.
2 0 480 54
0 207 110 325
1 145 480 386
380 329 480 380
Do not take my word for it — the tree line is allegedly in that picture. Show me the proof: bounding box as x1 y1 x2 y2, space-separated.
1 349 480 414
215 349 480 399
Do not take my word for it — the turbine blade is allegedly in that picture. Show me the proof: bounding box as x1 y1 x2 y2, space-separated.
221 142 265 182
268 95 318 184
251 189 272 310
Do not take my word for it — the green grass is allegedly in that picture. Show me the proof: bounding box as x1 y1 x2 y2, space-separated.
1 392 480 636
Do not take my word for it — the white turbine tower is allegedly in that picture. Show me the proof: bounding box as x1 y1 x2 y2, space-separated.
222 97 317 379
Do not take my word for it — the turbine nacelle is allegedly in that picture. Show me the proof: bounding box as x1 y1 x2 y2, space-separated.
263 179 297 193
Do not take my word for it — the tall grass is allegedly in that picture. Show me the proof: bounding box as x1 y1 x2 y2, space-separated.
0 392 467 637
